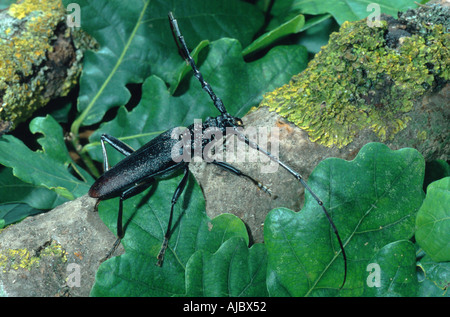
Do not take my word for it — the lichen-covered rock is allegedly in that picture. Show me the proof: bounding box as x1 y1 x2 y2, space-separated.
0 0 92 133
260 4 449 155
0 195 121 296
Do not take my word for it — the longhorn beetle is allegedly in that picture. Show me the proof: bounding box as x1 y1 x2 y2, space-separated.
88 12 347 287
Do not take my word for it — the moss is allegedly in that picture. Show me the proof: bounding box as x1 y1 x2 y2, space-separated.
260 6 449 148
0 0 84 128
0 241 67 272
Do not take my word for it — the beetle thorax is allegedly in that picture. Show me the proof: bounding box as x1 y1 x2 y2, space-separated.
203 113 243 133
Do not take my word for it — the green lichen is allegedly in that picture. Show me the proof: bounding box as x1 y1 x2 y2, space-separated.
0 241 67 272
260 10 449 148
0 0 83 128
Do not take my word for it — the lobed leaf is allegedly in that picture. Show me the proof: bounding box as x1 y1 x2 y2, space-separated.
91 174 253 296
264 142 425 296
416 177 450 262
186 238 268 297
0 167 67 227
363 240 418 296
0 116 92 200
64 0 264 128
417 254 450 297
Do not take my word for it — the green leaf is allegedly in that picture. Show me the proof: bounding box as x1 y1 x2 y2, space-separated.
0 166 66 210
272 0 418 25
417 254 450 297
416 177 450 262
66 0 264 128
85 39 308 165
169 39 209 95
297 14 339 54
199 214 249 252
29 116 72 167
0 116 92 200
185 238 268 296
91 174 205 296
0 166 67 226
0 0 16 10
363 240 418 296
265 142 425 296
300 14 334 32
242 14 305 56
0 204 38 229
91 175 251 296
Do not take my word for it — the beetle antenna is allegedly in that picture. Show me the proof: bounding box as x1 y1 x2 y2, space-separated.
234 128 347 288
168 12 228 115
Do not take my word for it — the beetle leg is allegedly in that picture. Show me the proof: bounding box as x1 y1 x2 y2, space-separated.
100 134 135 172
156 166 190 266
101 179 155 262
210 160 272 196
117 179 156 237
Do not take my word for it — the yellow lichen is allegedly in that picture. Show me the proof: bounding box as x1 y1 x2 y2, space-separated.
0 241 67 272
8 0 62 20
260 16 449 148
0 248 40 272
0 0 81 128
